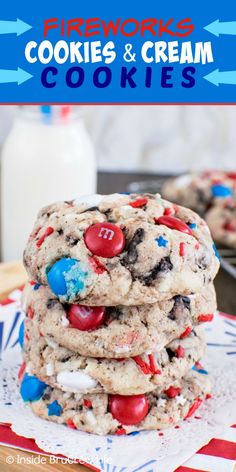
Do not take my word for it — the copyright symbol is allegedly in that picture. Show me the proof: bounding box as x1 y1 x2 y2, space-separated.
6 456 14 464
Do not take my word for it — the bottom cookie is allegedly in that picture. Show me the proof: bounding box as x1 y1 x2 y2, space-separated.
19 369 211 435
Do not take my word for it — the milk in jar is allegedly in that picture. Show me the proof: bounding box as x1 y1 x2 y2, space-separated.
1 106 96 261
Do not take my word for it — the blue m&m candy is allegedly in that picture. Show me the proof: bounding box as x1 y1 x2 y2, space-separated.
211 184 233 198
19 320 24 349
20 373 47 402
47 257 89 299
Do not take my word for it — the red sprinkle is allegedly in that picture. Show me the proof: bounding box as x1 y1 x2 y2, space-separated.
179 242 186 257
36 227 54 248
223 222 235 232
61 106 71 119
29 280 37 286
158 432 164 436
185 398 202 419
176 346 185 358
88 255 107 274
206 393 212 400
164 386 182 398
133 356 152 375
155 216 194 236
133 354 161 375
83 399 92 408
227 172 236 180
164 207 175 216
115 427 127 435
28 307 34 319
195 243 200 250
180 326 192 339
174 425 180 429
129 198 148 208
0 298 14 306
148 354 162 375
29 226 41 240
67 418 76 429
18 362 26 381
197 313 214 323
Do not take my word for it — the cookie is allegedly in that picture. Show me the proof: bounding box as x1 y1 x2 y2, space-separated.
22 282 216 358
20 369 211 435
23 318 206 395
23 193 219 305
163 171 236 215
206 198 236 249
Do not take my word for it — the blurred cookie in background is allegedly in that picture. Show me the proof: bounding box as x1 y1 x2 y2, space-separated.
205 198 236 249
162 171 236 216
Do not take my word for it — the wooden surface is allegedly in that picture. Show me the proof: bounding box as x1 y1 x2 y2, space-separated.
0 446 90 471
0 261 27 301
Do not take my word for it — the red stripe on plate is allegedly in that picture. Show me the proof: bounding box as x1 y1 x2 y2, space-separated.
0 298 14 306
218 312 236 320
197 438 236 460
0 424 99 471
175 467 207 472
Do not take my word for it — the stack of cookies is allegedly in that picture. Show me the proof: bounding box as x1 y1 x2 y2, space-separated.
19 193 220 435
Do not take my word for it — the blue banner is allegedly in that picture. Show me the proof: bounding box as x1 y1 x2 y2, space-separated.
0 0 236 103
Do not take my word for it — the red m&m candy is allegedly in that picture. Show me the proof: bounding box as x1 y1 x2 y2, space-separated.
109 394 149 425
155 216 193 236
84 223 125 258
68 304 106 331
227 172 236 180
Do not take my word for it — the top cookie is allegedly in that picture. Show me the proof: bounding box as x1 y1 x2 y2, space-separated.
163 171 236 215
23 193 220 305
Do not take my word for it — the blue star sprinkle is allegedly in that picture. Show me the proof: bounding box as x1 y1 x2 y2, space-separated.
47 400 63 416
188 223 197 229
156 236 168 247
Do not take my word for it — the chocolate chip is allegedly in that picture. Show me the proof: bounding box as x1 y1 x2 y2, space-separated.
141 257 173 286
197 255 208 270
42 387 52 401
174 295 191 310
196 189 207 205
64 200 74 206
121 228 145 266
46 299 58 309
102 208 112 218
166 348 176 361
42 394 51 401
82 206 100 212
168 295 191 320
61 356 71 362
65 235 79 246
57 229 64 235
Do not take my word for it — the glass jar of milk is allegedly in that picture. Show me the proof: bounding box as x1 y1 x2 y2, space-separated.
1 106 96 262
